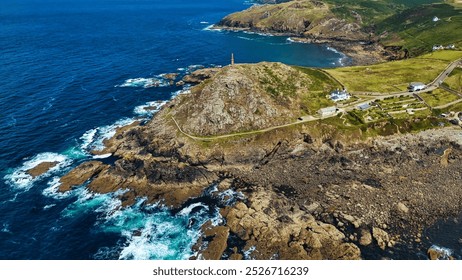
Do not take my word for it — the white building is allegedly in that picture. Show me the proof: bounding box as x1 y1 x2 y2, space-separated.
433 16 440 22
318 106 337 117
408 82 426 92
329 89 350 102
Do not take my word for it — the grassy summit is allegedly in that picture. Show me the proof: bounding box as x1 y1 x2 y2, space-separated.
170 62 341 136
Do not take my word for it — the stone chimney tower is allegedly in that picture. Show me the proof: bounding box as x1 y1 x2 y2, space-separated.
231 53 234 66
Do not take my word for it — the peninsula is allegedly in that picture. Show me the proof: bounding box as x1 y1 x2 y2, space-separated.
34 0 462 260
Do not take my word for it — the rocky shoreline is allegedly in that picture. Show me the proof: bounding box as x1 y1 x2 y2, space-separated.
45 91 462 259
212 24 404 65
23 0 461 259
27 58 462 259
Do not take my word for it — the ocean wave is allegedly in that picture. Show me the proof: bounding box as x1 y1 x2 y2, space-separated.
133 100 167 116
61 187 114 217
243 30 273 37
3 152 72 190
42 177 72 199
81 118 137 152
171 86 191 98
115 77 170 89
177 202 209 217
94 190 230 260
203 25 221 32
218 189 246 206
43 204 56 210
326 46 341 55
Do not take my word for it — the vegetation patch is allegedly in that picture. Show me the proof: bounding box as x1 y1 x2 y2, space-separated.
419 89 460 107
326 51 462 93
443 67 462 91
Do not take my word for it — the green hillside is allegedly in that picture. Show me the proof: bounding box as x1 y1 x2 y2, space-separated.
376 3 462 56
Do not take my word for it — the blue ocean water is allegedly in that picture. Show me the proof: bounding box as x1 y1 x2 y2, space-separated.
0 0 347 260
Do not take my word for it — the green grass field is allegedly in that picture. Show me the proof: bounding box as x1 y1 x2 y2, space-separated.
326 51 462 93
420 89 460 107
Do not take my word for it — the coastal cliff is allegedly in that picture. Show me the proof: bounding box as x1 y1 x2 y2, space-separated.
55 62 462 259
215 0 462 64
215 0 405 64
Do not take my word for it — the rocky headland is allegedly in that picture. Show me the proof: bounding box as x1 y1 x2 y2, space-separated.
214 0 409 65
53 62 462 260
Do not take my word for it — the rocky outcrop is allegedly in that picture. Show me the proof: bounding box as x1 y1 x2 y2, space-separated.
182 68 221 85
171 62 337 136
27 161 59 178
59 161 108 192
56 54 462 259
195 187 361 260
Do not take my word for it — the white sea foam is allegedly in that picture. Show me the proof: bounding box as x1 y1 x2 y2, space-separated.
219 189 245 206
177 202 208 216
187 65 204 72
43 204 56 210
243 246 256 260
61 188 112 217
428 245 454 260
237 36 255 41
80 129 97 151
133 100 167 116
92 153 112 159
243 30 273 37
171 86 191 98
115 77 169 89
203 25 221 32
42 176 76 199
326 46 342 55
83 118 137 152
200 21 209 24
4 153 72 190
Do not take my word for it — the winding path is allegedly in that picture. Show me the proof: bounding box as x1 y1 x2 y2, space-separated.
172 58 462 141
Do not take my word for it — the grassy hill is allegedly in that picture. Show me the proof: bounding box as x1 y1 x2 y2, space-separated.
170 62 341 136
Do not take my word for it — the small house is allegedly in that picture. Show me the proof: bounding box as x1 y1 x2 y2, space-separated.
433 45 444 51
329 89 350 102
433 16 440 22
408 82 426 92
318 106 337 117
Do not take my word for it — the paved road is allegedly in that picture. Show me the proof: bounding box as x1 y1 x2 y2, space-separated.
172 58 462 141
